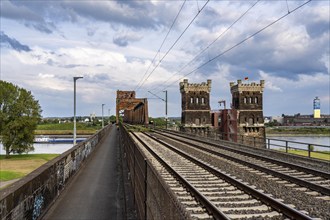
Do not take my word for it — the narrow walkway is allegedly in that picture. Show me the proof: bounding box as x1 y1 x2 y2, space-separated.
43 126 131 220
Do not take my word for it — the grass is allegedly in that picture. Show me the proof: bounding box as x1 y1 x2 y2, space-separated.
267 127 330 136
277 149 330 161
0 154 59 181
36 122 101 135
37 122 101 130
0 171 25 181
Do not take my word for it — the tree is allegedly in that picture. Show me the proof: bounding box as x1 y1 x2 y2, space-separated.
0 81 42 157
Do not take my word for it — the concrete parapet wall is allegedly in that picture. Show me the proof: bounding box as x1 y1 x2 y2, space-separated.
119 124 187 220
0 125 112 220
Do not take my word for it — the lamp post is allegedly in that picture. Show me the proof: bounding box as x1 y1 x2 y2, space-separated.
73 76 83 145
102 104 105 128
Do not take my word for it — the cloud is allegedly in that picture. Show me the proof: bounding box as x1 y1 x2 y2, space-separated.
0 0 56 33
0 31 31 52
113 32 143 47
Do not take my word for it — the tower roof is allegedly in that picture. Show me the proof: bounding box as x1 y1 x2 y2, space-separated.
180 79 212 93
230 79 265 93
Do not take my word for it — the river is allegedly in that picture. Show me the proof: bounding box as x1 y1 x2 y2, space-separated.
267 136 330 146
0 142 75 155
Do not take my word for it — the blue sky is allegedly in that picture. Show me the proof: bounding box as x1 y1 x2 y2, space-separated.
1 0 329 118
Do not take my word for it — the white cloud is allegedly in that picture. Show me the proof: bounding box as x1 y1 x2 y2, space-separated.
0 0 329 117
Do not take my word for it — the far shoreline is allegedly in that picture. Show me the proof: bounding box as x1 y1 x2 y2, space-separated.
266 133 330 137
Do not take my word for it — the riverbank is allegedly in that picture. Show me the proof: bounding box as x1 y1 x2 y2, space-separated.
266 133 330 137
0 154 59 188
266 127 330 137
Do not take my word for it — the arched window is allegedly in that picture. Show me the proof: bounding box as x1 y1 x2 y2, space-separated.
201 98 205 104
196 98 199 104
255 97 258 104
249 97 252 103
190 97 194 104
244 97 247 104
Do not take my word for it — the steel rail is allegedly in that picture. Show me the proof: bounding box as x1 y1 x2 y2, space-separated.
130 132 230 220
155 129 330 179
144 132 314 220
152 131 330 196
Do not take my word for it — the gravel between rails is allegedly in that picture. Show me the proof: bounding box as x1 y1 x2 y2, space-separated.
160 129 330 173
152 132 330 220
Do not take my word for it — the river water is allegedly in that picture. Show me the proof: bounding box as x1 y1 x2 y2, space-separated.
266 136 330 152
0 142 75 155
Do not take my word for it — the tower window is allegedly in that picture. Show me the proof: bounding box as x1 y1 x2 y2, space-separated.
196 98 199 104
190 97 194 104
201 98 205 104
255 97 258 104
244 97 247 104
249 97 252 104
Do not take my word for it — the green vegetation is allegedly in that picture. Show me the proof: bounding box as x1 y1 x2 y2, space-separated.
0 154 59 181
267 127 330 136
0 171 25 181
36 122 102 135
125 125 151 132
0 80 42 157
149 117 181 129
0 154 59 160
277 149 330 161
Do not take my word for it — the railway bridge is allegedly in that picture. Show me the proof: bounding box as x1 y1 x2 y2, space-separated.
1 124 329 220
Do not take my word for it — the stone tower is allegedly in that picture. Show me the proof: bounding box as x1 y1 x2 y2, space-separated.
180 79 212 130
230 79 265 147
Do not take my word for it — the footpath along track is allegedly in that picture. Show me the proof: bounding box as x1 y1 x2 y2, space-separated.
147 129 330 219
131 131 316 219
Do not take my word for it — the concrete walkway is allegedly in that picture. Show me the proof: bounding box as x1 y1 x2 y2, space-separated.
43 126 135 220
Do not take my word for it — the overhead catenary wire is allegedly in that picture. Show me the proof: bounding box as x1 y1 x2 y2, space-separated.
147 0 260 94
135 0 210 92
134 0 187 91
153 0 312 93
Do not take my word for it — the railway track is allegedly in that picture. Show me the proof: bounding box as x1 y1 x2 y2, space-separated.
130 131 316 219
157 129 330 173
151 130 330 198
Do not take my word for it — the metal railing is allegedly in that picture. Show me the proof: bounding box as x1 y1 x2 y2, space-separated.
161 128 330 160
265 138 330 158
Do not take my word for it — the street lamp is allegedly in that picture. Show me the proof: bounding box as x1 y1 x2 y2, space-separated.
102 104 105 128
73 76 83 145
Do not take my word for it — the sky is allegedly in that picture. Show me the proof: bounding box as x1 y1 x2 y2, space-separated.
0 0 329 118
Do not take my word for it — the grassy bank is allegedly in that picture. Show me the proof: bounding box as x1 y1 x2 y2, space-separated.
0 154 59 181
36 122 101 135
266 127 330 136
276 149 330 161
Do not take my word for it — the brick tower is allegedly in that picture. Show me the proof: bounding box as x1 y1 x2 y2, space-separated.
180 79 212 131
230 79 265 147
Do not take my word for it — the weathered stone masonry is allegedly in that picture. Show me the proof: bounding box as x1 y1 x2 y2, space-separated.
230 79 266 147
180 79 212 130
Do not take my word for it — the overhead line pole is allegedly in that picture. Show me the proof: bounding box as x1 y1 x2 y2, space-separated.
148 90 168 129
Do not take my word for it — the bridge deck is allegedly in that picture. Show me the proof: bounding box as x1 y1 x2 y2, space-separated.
43 126 135 220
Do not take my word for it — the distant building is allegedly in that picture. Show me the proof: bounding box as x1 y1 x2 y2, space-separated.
314 96 321 118
282 114 330 126
270 116 284 124
180 79 212 131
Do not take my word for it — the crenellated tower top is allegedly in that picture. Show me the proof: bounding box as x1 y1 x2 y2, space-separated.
230 79 265 94
180 79 212 93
